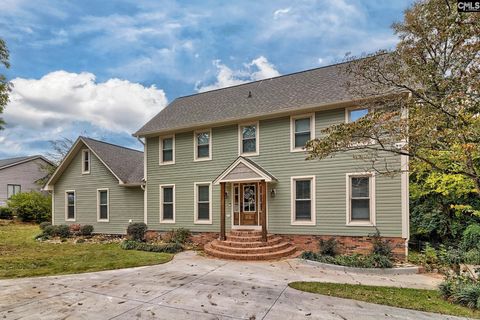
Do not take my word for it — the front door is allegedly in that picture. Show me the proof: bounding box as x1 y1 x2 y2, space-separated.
233 182 263 227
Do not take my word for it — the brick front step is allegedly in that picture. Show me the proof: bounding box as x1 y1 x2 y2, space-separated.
204 230 297 261
210 240 292 254
204 243 297 261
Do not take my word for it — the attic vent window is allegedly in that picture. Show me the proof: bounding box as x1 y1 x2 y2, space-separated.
82 149 90 174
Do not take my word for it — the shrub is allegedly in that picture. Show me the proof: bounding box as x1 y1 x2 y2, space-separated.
69 224 81 234
7 191 51 223
301 252 393 268
462 224 480 251
39 222 51 230
452 284 480 309
0 206 13 219
120 240 182 253
56 225 71 238
41 225 56 237
371 229 392 258
464 250 480 265
127 222 147 241
319 238 338 257
80 225 94 236
171 228 191 244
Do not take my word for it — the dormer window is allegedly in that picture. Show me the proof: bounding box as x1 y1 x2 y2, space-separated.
82 149 90 174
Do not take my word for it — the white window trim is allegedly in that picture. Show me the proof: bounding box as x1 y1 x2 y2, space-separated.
81 149 90 174
97 188 110 222
290 113 315 152
159 184 175 223
346 172 376 226
345 106 369 123
238 121 260 156
290 176 316 226
65 190 76 222
159 135 175 165
193 129 212 162
194 182 212 224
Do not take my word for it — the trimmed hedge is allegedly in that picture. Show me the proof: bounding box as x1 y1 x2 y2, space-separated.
120 240 182 253
127 223 147 241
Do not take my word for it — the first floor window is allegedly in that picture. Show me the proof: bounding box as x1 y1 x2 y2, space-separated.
98 189 109 221
7 184 21 199
195 183 211 223
291 176 315 224
66 191 75 220
161 185 175 222
347 173 375 224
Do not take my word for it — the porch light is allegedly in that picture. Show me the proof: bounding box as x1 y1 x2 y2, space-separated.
270 188 276 198
224 191 229 198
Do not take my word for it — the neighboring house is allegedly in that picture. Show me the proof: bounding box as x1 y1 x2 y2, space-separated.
44 137 144 234
0 155 53 206
46 60 409 259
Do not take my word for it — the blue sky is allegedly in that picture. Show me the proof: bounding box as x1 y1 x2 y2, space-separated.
0 0 413 159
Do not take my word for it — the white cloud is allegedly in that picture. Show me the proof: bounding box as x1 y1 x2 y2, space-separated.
273 7 291 19
0 71 167 156
196 56 280 93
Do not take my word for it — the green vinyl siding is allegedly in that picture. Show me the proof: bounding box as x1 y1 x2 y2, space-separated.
146 107 403 237
53 143 144 234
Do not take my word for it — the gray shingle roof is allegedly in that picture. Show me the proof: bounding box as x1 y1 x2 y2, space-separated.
81 137 144 184
0 155 52 170
134 60 359 136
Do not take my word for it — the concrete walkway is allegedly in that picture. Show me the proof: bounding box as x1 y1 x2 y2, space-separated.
0 251 464 320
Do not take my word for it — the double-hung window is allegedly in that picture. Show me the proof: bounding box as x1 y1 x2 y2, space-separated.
194 182 212 224
82 149 90 174
291 176 316 225
291 114 315 152
194 130 211 161
7 184 21 199
160 136 175 164
160 185 175 223
239 122 259 155
97 189 109 222
347 173 375 225
65 190 76 221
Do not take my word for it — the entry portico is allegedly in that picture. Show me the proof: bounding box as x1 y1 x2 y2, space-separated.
213 157 277 242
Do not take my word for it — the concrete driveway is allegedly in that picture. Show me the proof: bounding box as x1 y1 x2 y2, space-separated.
0 251 464 320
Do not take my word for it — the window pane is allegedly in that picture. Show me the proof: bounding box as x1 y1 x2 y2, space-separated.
198 185 209 202
349 108 368 122
242 139 256 153
197 145 209 158
163 149 173 162
100 205 108 220
68 206 75 219
99 191 108 205
163 187 173 203
7 185 13 198
243 185 256 211
295 132 310 148
352 177 369 197
163 203 173 220
295 118 310 133
15 185 21 194
198 203 210 220
295 200 311 220
242 125 256 139
352 199 370 220
163 138 173 150
67 192 75 206
296 180 310 200
197 132 209 145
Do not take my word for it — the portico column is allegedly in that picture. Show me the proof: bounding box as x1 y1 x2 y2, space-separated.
261 180 267 242
220 182 226 241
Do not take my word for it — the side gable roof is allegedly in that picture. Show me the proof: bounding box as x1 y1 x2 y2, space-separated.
0 155 53 170
134 58 370 137
44 137 144 190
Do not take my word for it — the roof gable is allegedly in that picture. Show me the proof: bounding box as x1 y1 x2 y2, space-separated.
0 155 53 170
213 157 277 185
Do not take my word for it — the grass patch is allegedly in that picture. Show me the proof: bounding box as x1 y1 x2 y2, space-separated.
289 282 480 319
0 221 172 279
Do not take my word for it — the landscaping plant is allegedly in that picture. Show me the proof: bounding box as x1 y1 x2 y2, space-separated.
126 222 147 241
0 206 13 219
7 191 51 223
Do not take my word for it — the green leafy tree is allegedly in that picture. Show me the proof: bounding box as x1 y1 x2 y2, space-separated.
8 191 52 223
0 38 10 129
306 0 480 197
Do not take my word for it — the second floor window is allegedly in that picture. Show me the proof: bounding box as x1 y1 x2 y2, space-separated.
160 136 175 164
82 149 90 174
347 107 369 122
291 114 314 151
239 122 258 155
194 130 211 161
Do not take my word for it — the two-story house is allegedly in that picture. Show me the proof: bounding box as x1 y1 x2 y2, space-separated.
46 60 409 260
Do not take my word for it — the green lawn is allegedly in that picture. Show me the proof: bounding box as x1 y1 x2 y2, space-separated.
0 221 173 279
289 282 480 319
